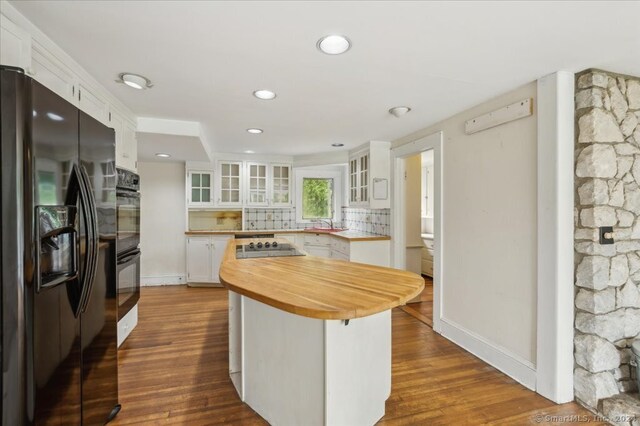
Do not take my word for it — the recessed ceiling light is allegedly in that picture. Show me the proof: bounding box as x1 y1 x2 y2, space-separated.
118 73 153 90
247 128 263 134
253 89 276 100
46 112 64 121
317 35 351 55
389 106 411 117
155 153 171 158
244 150 255 154
331 143 344 147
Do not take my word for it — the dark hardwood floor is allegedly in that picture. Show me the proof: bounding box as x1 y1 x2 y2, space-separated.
112 286 600 425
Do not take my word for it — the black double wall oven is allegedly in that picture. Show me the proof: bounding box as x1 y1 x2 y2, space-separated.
116 168 141 321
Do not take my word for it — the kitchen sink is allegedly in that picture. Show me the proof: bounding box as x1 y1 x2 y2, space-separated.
306 228 347 233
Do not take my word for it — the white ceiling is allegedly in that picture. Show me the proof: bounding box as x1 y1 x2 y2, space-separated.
11 1 640 156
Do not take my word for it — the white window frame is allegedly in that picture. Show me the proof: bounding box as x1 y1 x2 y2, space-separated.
294 169 342 224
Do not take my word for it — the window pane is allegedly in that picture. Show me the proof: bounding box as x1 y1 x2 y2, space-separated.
274 167 280 178
202 189 210 202
192 173 200 187
231 190 240 202
202 173 210 187
222 190 230 202
192 188 200 202
302 178 333 219
231 164 240 176
259 166 266 178
231 177 240 189
222 164 230 176
282 167 288 178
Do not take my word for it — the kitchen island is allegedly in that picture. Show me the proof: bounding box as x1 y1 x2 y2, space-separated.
219 238 424 426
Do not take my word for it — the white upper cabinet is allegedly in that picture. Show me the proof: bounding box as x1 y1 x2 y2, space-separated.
217 161 243 206
186 159 293 208
271 164 291 207
109 109 138 172
187 170 214 207
246 162 268 206
348 141 390 209
30 40 76 104
123 121 137 171
78 82 109 124
0 15 31 72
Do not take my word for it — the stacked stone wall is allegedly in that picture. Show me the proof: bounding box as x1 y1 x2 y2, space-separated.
574 70 640 412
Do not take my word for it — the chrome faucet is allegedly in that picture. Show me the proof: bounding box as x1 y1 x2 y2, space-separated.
318 218 334 229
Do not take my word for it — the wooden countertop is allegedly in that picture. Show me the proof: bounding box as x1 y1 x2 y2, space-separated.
185 229 391 242
219 239 423 320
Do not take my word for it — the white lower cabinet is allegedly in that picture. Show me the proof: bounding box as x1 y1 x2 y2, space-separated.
421 237 434 277
117 303 138 347
299 233 391 267
274 233 304 247
186 235 231 286
303 233 332 258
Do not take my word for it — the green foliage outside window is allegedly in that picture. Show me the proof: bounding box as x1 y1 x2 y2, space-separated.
302 178 333 219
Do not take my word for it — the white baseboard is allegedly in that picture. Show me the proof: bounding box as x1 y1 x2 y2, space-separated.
439 317 537 391
141 275 187 286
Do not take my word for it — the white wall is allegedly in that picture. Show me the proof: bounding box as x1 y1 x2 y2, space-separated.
138 161 187 285
393 82 538 365
421 150 434 234
404 154 423 274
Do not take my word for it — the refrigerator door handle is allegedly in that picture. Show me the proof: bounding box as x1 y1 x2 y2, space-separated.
35 207 79 292
77 164 99 314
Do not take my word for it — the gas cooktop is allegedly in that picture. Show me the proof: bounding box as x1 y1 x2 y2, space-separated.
235 241 306 259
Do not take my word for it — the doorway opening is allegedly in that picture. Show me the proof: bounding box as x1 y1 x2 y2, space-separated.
391 131 442 332
400 149 434 326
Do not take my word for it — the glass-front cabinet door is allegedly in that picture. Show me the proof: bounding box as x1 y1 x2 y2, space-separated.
349 158 358 204
359 153 369 204
271 164 291 206
188 170 213 206
247 162 268 206
217 161 242 205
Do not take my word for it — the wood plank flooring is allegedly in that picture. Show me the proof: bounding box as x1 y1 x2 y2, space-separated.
112 286 600 425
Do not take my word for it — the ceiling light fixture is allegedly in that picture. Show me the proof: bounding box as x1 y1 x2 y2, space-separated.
389 106 411 117
244 150 255 154
118 73 153 90
331 143 344 147
317 35 351 55
253 89 276 100
247 128 263 134
46 112 64 121
155 153 171 158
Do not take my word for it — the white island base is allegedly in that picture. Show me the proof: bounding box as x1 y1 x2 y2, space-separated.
229 291 392 426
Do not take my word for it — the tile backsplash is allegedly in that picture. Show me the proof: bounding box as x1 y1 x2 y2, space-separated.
245 208 298 231
244 207 391 236
341 207 390 236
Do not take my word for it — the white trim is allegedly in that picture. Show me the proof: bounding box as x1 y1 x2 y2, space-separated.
535 71 575 403
141 275 186 286
440 318 537 390
391 131 443 332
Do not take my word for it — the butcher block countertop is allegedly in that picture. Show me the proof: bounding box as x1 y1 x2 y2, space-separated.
219 239 423 320
185 229 391 242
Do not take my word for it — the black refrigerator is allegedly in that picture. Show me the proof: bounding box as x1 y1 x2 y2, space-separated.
1 66 120 424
